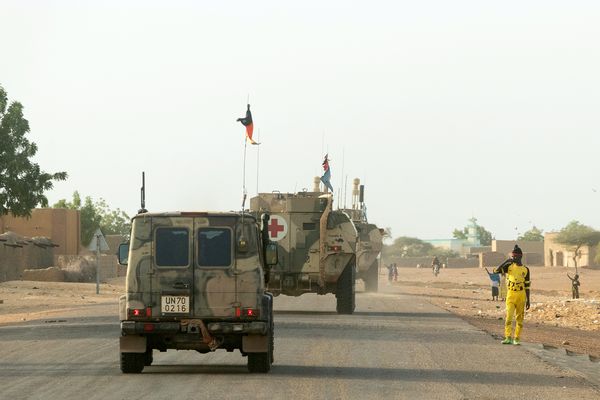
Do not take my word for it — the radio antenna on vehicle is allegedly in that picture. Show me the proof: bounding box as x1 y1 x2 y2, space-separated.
139 171 148 214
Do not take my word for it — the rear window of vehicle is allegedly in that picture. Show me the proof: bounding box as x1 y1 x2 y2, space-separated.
155 228 189 267
198 228 232 267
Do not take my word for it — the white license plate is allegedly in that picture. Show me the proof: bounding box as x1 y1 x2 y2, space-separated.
161 296 189 314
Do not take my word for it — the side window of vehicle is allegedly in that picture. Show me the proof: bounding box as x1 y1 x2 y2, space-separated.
198 228 232 267
155 227 189 267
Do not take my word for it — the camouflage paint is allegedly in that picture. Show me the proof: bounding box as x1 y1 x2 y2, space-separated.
250 192 358 296
122 212 266 320
353 222 383 279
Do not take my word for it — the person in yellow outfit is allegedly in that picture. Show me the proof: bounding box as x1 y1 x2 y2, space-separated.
494 245 531 345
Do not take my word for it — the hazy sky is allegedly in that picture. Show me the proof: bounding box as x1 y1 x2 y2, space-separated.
2 1 600 241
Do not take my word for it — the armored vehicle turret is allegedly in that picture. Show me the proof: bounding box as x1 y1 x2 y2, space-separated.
117 211 278 374
342 178 383 292
250 182 358 314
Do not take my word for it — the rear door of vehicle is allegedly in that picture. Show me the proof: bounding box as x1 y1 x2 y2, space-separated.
193 216 237 318
151 216 194 319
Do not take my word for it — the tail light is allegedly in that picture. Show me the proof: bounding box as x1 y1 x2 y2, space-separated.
244 308 259 317
328 245 342 252
129 307 152 318
234 307 260 318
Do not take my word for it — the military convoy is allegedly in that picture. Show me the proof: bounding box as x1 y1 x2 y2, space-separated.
117 210 278 374
117 173 382 373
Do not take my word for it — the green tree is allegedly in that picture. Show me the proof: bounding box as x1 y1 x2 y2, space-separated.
383 236 459 260
383 236 432 258
0 85 67 216
54 192 130 245
452 228 467 240
95 198 131 236
554 221 600 270
453 223 493 246
518 226 544 242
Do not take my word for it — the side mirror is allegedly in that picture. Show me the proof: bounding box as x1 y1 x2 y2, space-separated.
117 242 130 265
265 242 278 266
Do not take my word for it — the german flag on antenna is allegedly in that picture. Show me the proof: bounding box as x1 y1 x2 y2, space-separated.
237 104 259 145
320 154 333 192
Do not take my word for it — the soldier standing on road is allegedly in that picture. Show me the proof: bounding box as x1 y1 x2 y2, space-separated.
494 245 531 345
567 273 580 299
392 263 398 281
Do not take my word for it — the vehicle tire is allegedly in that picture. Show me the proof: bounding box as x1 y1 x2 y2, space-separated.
120 352 145 374
144 348 153 366
336 263 356 314
364 261 379 292
248 324 273 373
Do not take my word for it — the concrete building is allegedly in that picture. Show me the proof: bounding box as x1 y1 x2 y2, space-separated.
0 209 80 255
425 218 482 257
544 232 598 268
492 240 544 256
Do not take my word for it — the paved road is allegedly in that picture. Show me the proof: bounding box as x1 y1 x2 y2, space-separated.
0 288 598 400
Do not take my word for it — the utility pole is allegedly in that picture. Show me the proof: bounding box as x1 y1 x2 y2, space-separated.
96 234 101 295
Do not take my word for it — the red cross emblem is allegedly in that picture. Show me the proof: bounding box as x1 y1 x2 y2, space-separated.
267 215 288 241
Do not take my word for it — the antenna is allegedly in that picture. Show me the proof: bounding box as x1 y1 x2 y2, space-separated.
139 171 148 214
242 138 248 210
344 175 348 209
256 129 261 195
341 147 345 203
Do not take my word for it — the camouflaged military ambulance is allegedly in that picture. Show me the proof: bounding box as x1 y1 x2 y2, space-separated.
249 188 358 314
117 211 278 374
343 178 383 292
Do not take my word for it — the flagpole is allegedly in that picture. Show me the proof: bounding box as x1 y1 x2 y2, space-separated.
341 147 345 207
242 137 248 210
256 129 260 195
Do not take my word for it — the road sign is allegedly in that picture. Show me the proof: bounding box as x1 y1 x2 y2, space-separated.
87 228 109 252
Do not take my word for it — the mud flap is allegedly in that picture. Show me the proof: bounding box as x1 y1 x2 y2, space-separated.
120 335 147 353
242 335 268 353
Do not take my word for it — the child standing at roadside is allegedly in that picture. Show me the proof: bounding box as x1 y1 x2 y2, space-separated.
485 268 500 301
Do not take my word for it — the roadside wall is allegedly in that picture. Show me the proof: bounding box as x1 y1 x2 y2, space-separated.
493 240 544 257
480 251 544 268
0 242 55 282
55 254 123 281
22 267 65 282
479 252 507 268
388 257 478 268
0 209 80 255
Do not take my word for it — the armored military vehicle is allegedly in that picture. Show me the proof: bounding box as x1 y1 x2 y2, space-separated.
117 211 278 374
249 178 358 314
342 178 383 292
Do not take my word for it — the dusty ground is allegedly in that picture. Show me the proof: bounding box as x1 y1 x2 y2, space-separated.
0 278 123 325
392 265 600 358
1 266 599 358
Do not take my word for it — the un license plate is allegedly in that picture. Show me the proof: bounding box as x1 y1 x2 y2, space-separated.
161 296 189 314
